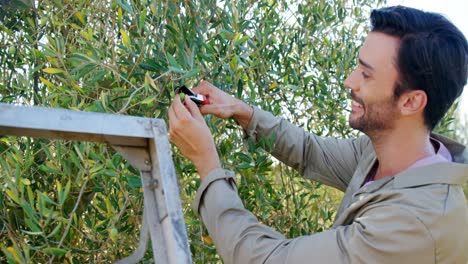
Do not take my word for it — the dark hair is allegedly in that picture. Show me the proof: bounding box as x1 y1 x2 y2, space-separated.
370 6 468 130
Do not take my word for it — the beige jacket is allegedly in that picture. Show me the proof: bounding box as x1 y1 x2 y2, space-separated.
192 107 468 264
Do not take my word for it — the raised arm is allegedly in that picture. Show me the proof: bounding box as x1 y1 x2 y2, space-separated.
192 81 370 191
244 107 370 191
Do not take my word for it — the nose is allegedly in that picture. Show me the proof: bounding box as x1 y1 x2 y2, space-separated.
344 69 358 92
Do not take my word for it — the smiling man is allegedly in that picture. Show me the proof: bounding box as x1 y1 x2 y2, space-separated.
168 6 468 264
348 33 401 135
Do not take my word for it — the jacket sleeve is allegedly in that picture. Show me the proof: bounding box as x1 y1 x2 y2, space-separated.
244 107 371 191
192 169 434 264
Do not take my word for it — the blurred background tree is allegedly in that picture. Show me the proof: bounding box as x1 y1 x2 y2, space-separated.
2 0 464 263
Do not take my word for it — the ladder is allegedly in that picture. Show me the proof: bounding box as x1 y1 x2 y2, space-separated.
0 103 192 264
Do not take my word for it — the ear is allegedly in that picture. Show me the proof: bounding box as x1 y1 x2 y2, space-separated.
398 90 427 116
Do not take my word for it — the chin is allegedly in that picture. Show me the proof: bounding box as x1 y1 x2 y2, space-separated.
348 117 366 132
348 115 360 127
348 121 360 131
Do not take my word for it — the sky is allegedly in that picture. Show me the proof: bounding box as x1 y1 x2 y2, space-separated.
386 0 468 124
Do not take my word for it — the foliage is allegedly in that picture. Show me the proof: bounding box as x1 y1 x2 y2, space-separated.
4 0 449 263
442 104 468 198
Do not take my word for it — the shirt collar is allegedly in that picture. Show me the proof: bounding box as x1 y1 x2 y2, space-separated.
407 137 452 170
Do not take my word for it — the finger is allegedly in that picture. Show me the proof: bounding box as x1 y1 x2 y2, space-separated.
168 103 178 122
192 80 214 95
168 99 179 120
167 106 177 140
167 104 180 130
172 94 191 120
184 95 204 121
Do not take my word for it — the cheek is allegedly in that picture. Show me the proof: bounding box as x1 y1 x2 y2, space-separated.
362 80 392 102
379 72 399 96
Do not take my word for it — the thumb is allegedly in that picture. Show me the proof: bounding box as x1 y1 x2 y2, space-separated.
199 104 219 116
199 104 232 119
184 96 204 121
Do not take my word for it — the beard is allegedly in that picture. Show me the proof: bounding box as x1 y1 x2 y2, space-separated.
349 91 399 134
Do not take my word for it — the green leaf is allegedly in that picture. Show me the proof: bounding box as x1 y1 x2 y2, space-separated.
47 222 62 238
141 95 156 105
3 246 21 264
169 66 186 74
74 11 85 25
39 164 61 174
126 176 142 188
43 247 68 257
20 199 39 225
234 35 250 46
109 227 118 243
61 181 71 207
139 12 146 30
37 191 57 206
116 0 134 14
24 218 41 233
90 164 104 174
120 29 131 49
39 77 54 87
237 163 253 169
5 189 20 204
21 178 31 185
42 68 64 74
167 54 184 72
236 153 252 163
183 68 200 79
101 169 117 177
21 230 43 236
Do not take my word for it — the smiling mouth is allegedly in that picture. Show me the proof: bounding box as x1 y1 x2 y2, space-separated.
351 99 363 109
350 92 364 111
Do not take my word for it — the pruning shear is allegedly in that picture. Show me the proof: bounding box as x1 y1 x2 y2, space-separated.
175 85 209 106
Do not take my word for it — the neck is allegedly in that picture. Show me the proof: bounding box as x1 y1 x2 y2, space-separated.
367 124 435 180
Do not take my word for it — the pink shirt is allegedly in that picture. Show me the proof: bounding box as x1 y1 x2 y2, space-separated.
407 139 451 169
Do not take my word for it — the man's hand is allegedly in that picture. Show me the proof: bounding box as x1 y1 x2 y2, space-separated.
168 94 221 179
192 80 253 129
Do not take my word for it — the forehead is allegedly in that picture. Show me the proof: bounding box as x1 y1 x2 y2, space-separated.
360 32 400 72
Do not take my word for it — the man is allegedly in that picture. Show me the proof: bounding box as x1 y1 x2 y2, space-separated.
168 6 468 264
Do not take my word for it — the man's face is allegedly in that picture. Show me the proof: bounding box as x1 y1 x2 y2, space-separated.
344 32 401 134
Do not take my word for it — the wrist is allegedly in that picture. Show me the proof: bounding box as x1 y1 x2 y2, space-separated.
196 161 221 180
193 153 221 180
232 100 253 129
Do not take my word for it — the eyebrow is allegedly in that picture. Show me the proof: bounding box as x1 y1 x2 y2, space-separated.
359 57 375 71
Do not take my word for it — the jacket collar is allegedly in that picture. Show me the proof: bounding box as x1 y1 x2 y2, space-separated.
352 162 468 198
392 162 468 188
431 133 467 164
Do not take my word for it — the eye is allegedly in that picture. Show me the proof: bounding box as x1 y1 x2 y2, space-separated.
361 72 370 79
